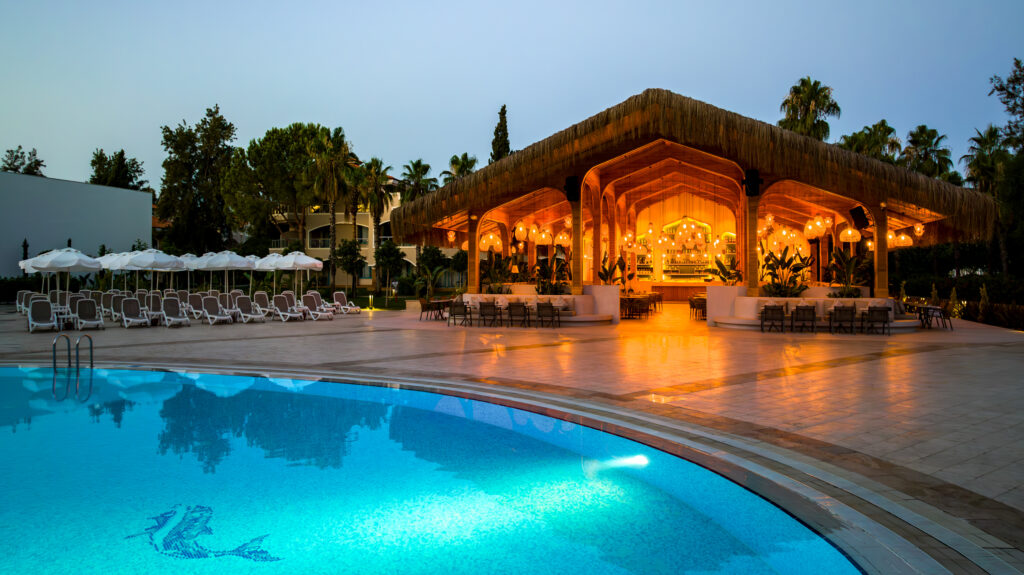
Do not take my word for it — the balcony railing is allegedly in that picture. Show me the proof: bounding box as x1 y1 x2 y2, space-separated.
309 238 332 249
269 239 289 249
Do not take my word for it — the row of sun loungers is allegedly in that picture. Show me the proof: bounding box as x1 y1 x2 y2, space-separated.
17 289 360 332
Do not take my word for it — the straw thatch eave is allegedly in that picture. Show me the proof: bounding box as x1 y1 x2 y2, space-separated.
393 89 995 242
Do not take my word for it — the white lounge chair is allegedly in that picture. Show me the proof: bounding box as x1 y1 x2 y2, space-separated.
202 296 233 325
27 299 58 333
302 294 333 320
146 294 167 326
110 295 126 322
333 291 361 314
272 295 303 322
74 299 105 330
188 294 206 320
121 298 150 328
218 293 242 321
236 295 266 323
162 297 191 328
253 291 276 318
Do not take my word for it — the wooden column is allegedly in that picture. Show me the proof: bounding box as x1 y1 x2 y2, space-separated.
570 200 583 294
467 215 481 294
817 236 829 281
870 204 889 298
742 170 762 296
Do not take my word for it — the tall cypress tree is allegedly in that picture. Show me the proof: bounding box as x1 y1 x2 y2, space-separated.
489 104 510 164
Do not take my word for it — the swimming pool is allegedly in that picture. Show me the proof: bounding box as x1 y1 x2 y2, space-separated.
0 367 859 574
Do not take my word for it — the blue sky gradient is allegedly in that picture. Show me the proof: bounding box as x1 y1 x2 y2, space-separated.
2 0 1022 187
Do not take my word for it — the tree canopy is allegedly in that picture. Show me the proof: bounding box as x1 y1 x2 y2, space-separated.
489 104 510 164
899 125 954 178
441 152 477 185
837 120 901 163
89 148 147 190
336 238 366 297
1 145 45 176
400 159 437 202
990 57 1024 151
156 105 236 254
778 76 841 141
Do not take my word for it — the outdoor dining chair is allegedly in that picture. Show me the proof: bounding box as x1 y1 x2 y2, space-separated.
829 305 856 334
760 305 785 333
790 305 816 333
447 301 472 326
478 301 501 327
507 301 530 327
862 306 892 335
536 302 560 328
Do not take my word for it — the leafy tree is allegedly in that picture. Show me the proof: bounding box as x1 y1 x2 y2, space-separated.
222 123 326 250
489 104 510 164
399 159 437 202
450 249 468 287
374 240 405 295
2 145 45 176
778 77 841 141
990 57 1024 151
441 152 478 185
89 148 147 189
307 129 359 287
837 120 902 163
899 125 953 178
361 157 394 288
335 238 366 298
417 245 449 274
962 126 1013 275
156 105 236 254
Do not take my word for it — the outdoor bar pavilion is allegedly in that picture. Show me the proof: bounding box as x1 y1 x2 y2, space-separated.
392 89 995 300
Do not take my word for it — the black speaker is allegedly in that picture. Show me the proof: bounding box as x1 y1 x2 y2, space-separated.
849 206 871 229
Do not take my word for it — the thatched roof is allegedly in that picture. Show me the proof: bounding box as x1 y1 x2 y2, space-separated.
393 89 995 241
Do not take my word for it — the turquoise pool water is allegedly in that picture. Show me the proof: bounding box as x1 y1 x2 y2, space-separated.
0 367 859 574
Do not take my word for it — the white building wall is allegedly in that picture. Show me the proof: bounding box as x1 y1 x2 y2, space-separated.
0 172 152 276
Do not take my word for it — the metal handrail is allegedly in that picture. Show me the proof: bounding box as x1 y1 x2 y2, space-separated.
52 333 71 399
75 334 94 399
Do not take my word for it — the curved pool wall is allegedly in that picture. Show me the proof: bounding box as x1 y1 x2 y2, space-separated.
0 367 860 574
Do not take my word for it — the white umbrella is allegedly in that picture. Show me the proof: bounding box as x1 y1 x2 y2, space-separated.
244 255 260 296
194 252 218 290
256 253 284 294
126 249 183 294
200 251 253 293
179 254 198 292
275 252 323 294
31 248 102 302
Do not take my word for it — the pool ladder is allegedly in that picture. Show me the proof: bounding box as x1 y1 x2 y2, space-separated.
52 333 93 401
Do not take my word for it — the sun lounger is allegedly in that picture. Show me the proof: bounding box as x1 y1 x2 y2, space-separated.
305 291 338 315
253 291 276 318
146 294 167 326
236 295 266 323
110 295 126 322
272 295 303 322
187 294 206 320
121 298 150 328
74 299 105 330
302 294 333 320
27 299 58 333
203 296 233 325
219 293 242 321
16 290 31 314
162 297 191 328
333 291 361 314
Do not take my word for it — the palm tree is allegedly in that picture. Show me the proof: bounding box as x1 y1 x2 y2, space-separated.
440 152 478 185
961 125 1011 273
900 125 953 178
362 157 394 292
401 159 438 264
345 164 367 242
400 159 437 202
837 119 902 163
307 130 358 287
778 76 841 141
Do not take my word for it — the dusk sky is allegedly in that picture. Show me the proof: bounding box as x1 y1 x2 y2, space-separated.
2 0 1022 188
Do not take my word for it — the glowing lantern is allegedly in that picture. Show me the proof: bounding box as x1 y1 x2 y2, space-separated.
895 233 913 247
765 214 774 226
913 223 925 237
839 227 862 243
514 221 528 241
866 240 875 251
563 215 572 229
446 230 456 244
528 224 539 243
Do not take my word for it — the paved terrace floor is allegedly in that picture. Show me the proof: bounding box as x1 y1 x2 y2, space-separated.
2 302 1023 573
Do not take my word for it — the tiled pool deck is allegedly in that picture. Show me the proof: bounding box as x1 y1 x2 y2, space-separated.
2 303 1023 573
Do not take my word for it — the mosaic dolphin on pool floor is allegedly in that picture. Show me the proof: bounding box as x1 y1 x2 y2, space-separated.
127 505 281 562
